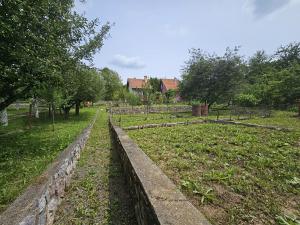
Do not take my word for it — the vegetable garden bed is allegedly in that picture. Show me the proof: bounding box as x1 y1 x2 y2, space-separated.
113 110 298 130
127 123 300 225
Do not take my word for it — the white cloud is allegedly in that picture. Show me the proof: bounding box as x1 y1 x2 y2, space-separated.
248 0 291 18
110 54 146 69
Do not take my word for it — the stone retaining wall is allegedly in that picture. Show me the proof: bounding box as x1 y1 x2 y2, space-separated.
110 105 192 114
0 111 98 225
110 118 211 225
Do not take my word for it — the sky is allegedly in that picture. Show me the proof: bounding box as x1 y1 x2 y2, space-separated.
75 0 300 83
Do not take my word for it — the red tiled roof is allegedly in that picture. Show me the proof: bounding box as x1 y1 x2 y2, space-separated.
161 79 179 91
127 78 147 89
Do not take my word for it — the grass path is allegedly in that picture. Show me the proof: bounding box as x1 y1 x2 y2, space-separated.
53 110 137 225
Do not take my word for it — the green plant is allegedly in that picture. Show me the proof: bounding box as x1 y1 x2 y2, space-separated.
276 214 300 225
235 94 259 107
190 100 203 106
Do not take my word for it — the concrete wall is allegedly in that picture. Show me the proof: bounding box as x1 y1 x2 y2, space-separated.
110 118 211 225
0 112 98 225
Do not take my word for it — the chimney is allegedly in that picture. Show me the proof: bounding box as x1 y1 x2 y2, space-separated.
144 76 148 82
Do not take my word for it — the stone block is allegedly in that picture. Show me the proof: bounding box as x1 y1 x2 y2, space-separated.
19 215 36 225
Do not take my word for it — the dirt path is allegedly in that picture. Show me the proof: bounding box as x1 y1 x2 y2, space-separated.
53 110 137 225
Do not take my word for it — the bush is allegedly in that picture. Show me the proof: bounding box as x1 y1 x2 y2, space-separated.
235 94 259 107
190 100 204 106
126 92 141 106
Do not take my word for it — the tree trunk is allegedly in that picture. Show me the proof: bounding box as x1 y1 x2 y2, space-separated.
0 108 8 126
0 86 32 111
52 103 55 131
63 107 71 119
48 104 51 118
15 102 20 110
32 99 39 118
28 104 32 129
75 102 80 116
29 104 32 117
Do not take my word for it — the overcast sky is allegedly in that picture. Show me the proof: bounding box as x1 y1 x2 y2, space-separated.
75 0 300 83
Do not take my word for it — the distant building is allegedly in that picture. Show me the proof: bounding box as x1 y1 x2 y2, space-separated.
127 76 181 101
160 78 179 94
161 78 181 102
127 76 148 95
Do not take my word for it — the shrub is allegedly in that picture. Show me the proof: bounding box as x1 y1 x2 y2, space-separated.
235 94 258 107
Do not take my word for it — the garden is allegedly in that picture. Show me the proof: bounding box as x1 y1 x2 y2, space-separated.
112 109 299 130
123 112 300 225
1 1 300 223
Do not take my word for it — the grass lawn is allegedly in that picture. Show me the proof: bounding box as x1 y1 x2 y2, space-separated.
113 110 299 130
243 111 300 130
0 107 97 213
127 123 300 225
112 112 203 127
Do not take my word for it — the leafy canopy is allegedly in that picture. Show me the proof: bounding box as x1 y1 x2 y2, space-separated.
0 0 110 110
180 47 244 106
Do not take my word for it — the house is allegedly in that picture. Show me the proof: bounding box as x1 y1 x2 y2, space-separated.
127 76 148 95
127 76 181 101
161 78 181 101
160 78 179 94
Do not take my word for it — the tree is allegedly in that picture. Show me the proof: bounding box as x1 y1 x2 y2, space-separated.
38 86 63 130
180 47 244 107
239 43 300 108
126 92 141 107
235 94 259 107
0 0 110 111
60 66 104 116
149 78 161 93
153 92 163 104
270 63 300 107
246 50 272 84
101 68 123 101
73 68 104 115
274 42 300 69
164 89 177 104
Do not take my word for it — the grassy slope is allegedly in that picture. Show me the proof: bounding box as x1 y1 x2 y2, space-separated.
128 124 300 225
54 109 137 225
0 108 97 213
